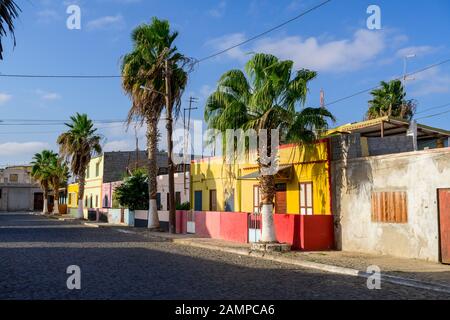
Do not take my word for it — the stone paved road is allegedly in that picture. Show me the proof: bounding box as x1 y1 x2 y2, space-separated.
1 212 449 300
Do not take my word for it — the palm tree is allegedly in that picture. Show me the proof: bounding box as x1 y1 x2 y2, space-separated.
57 113 102 219
121 17 189 233
31 150 57 215
49 156 70 215
205 53 335 243
0 0 20 60
366 80 416 121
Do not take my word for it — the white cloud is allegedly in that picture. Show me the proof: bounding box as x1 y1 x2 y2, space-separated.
87 14 125 30
205 33 249 62
208 1 227 18
410 67 450 96
103 140 133 152
0 142 50 157
396 46 438 58
36 9 60 23
206 29 387 73
35 89 61 101
0 93 12 105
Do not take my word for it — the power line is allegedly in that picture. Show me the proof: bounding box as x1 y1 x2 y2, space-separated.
196 0 332 63
416 102 450 115
0 0 332 79
416 108 450 120
324 57 450 108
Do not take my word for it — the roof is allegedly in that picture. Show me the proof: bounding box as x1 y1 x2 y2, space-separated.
326 116 450 140
103 151 168 183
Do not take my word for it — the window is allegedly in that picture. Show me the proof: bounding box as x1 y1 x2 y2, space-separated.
95 163 100 177
3 178 8 183
0 188 2 199
156 193 162 210
175 192 181 206
86 167 90 179
371 191 408 223
9 174 18 183
253 185 261 213
209 189 217 211
89 195 93 208
85 197 88 207
95 195 99 208
299 182 313 215
104 195 109 208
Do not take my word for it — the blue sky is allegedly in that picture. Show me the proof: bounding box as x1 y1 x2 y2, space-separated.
0 0 450 165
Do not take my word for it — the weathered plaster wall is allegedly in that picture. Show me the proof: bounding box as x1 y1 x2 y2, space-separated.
332 148 450 262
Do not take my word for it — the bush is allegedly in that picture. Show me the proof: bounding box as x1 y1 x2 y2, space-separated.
176 202 190 210
113 169 149 211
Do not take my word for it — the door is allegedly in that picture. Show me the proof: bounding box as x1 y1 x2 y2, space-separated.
209 190 217 211
275 184 287 214
34 192 44 211
438 189 450 264
194 191 202 211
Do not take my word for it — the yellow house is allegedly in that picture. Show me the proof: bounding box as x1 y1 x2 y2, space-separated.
67 183 79 210
83 155 104 211
191 139 332 216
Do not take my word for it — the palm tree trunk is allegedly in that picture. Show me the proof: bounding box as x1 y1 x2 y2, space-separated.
53 185 60 215
259 130 278 243
147 114 160 229
165 59 176 234
43 188 49 215
259 173 277 242
77 174 85 219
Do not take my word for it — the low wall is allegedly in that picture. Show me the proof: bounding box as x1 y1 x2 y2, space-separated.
193 211 248 243
220 211 249 243
187 211 333 249
133 210 170 230
300 215 335 251
194 211 222 239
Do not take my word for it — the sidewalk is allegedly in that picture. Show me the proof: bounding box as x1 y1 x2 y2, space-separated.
89 223 450 293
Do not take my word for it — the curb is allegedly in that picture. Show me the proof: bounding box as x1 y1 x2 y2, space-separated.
168 237 450 294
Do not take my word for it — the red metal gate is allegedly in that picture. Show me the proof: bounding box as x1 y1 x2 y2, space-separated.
438 189 450 264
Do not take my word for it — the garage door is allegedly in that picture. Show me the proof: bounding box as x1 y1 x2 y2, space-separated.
7 188 30 211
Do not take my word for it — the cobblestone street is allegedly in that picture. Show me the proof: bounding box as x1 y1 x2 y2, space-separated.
1 213 449 300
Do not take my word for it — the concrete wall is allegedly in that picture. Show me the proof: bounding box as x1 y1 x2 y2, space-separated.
157 172 190 210
330 134 415 161
0 186 41 211
332 148 450 262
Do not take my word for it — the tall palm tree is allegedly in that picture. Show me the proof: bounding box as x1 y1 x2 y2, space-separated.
49 156 70 215
366 80 416 121
205 53 335 243
31 150 56 215
0 0 20 60
57 113 102 219
121 17 189 232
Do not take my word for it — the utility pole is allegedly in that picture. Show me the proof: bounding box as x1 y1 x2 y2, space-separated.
320 88 325 108
183 97 198 191
403 54 416 89
165 59 176 234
